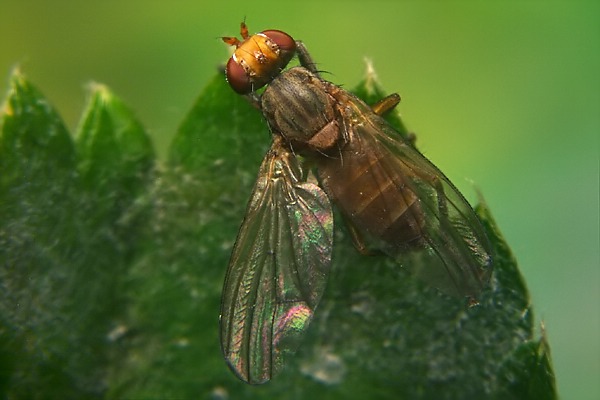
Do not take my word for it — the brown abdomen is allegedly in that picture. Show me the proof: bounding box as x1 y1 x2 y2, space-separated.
318 144 425 251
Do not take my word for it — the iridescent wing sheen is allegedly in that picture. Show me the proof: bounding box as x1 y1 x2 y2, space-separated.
219 140 333 384
332 91 493 298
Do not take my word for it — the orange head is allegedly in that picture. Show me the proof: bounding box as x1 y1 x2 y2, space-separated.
223 22 296 94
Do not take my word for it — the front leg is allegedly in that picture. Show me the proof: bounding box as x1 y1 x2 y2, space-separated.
296 41 320 76
243 92 262 110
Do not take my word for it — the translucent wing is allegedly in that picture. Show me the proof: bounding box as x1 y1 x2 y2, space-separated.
220 139 333 384
322 90 492 298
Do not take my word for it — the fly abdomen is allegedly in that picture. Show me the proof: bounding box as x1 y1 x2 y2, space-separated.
319 145 426 251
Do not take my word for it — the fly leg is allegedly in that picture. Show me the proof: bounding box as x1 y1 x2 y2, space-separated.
346 219 370 255
431 175 488 302
371 93 401 116
344 218 382 256
432 176 449 220
243 92 262 110
413 168 449 220
409 165 450 226
296 41 319 76
371 94 417 145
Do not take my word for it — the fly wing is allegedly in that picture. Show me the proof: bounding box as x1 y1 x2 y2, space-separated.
332 91 493 298
220 140 333 384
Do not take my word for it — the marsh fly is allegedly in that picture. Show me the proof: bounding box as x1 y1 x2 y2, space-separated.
219 22 493 384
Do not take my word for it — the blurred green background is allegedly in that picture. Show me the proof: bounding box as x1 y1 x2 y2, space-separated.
1 0 597 398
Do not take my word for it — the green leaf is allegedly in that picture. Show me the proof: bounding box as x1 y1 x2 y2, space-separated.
1 71 154 399
0 68 75 186
0 66 557 399
0 69 84 398
75 83 155 243
76 82 154 195
495 333 557 399
169 73 266 173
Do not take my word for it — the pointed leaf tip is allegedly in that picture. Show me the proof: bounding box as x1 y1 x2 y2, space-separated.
1 69 75 183
75 83 154 195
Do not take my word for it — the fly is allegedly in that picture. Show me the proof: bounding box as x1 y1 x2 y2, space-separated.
219 22 493 384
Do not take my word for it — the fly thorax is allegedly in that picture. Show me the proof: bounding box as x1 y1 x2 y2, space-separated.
261 67 339 152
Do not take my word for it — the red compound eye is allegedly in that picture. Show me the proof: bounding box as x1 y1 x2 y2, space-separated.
225 57 252 94
261 30 296 52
